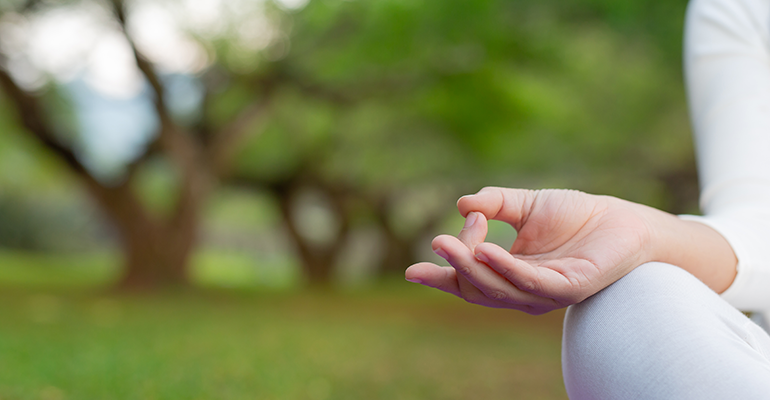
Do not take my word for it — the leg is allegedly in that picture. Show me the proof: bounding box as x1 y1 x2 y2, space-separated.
562 262 770 400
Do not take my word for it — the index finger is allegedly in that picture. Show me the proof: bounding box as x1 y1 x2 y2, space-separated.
457 187 536 230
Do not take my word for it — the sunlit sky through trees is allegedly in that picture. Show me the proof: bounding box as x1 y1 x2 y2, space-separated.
0 0 304 180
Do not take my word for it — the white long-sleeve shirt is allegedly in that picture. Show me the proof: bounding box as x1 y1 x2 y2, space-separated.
683 0 770 316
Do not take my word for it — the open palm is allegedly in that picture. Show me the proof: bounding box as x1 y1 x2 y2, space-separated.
406 187 657 314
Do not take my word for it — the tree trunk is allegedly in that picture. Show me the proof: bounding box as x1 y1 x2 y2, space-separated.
276 192 337 286
379 229 418 274
371 198 441 276
272 180 351 286
117 217 197 289
300 253 336 286
84 177 200 290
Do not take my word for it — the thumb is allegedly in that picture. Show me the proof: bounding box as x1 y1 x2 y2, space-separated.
457 211 488 252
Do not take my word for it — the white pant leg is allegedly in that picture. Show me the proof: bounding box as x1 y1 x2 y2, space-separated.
562 262 770 400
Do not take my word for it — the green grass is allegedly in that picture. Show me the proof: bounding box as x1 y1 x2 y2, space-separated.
0 251 120 288
0 249 300 290
0 251 567 399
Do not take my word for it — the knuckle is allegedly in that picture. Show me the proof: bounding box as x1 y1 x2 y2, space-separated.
486 289 507 301
500 267 518 282
522 279 537 292
456 265 473 277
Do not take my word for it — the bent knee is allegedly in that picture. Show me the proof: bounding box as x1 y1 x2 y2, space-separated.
563 263 701 397
562 262 741 399
567 262 709 327
564 262 712 344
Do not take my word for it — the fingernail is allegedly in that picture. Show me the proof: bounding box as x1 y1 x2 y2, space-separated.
463 212 478 229
405 278 423 284
433 248 449 259
475 251 489 264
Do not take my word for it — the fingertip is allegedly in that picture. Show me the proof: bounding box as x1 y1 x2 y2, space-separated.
475 211 488 225
405 263 426 284
405 262 461 296
474 250 490 264
474 242 514 270
474 242 530 276
456 195 472 212
456 194 478 217
431 234 455 251
474 241 505 254
457 188 501 221
462 211 479 229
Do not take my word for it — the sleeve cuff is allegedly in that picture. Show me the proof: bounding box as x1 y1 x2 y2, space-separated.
679 212 770 312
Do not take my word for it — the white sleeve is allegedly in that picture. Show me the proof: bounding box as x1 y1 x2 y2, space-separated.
684 0 770 312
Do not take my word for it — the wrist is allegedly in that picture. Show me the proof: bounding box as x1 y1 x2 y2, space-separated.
644 209 737 293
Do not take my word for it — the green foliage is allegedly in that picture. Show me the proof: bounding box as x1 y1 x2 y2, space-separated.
0 93 77 194
0 192 108 252
0 0 699 282
131 156 181 218
232 0 694 209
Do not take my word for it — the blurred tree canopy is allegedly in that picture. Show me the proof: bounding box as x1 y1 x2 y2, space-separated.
0 0 695 288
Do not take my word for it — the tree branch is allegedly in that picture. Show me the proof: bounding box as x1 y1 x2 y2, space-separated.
109 0 202 169
110 0 168 122
0 66 90 177
209 99 270 176
109 0 212 228
0 63 163 236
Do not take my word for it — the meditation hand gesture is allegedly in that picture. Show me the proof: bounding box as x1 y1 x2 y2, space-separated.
405 187 736 314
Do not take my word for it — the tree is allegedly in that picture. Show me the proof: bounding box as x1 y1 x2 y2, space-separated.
228 0 698 283
0 0 697 288
0 0 274 288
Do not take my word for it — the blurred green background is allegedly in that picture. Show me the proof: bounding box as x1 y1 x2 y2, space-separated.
0 0 694 398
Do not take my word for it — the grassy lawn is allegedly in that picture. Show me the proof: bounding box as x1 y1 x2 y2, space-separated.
0 252 567 400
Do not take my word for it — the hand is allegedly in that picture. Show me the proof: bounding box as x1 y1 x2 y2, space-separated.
405 187 657 314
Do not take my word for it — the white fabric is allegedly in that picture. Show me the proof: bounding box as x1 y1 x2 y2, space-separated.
562 262 770 399
560 1 770 397
684 0 770 316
